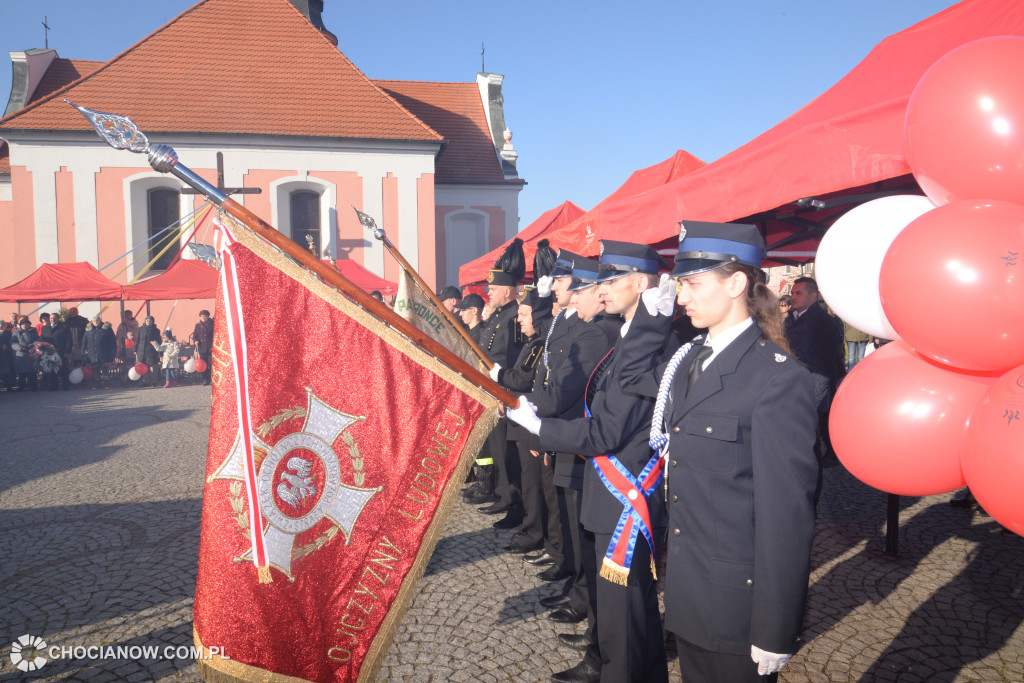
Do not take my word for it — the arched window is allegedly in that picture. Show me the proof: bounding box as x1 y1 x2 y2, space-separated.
148 187 180 271
291 190 321 257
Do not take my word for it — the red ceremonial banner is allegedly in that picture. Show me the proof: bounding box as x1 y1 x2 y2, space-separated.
193 226 498 682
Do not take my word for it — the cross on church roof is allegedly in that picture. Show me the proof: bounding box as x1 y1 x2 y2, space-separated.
181 151 262 197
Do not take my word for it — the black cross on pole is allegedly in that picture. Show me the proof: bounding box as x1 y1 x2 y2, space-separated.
42 16 50 49
181 151 262 197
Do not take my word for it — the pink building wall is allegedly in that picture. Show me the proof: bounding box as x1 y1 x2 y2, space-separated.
55 167 76 264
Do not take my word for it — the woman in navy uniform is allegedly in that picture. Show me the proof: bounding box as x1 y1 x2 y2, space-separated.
622 222 818 682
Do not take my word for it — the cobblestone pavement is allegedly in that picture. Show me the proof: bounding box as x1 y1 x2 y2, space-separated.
1 386 1022 682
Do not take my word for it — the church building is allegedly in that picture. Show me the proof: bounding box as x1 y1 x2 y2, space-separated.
0 0 523 330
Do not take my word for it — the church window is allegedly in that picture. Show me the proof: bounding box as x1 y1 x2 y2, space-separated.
147 187 181 271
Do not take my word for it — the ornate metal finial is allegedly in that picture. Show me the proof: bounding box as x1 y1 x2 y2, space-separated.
65 100 150 153
352 205 385 241
187 242 221 270
67 100 226 206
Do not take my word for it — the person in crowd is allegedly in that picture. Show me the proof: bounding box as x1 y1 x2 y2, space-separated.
121 330 137 365
83 317 108 386
152 329 181 388
135 315 162 388
778 293 792 319
843 320 871 371
508 240 670 683
193 309 215 386
785 276 845 487
116 310 140 359
65 307 89 361
49 312 72 389
10 317 40 392
438 285 462 313
454 293 486 343
9 312 20 328
0 322 15 391
618 221 818 683
37 312 53 339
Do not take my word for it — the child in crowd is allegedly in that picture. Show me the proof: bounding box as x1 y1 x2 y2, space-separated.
151 329 181 388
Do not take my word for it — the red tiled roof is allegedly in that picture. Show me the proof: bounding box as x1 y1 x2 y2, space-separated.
0 0 441 143
0 142 9 174
29 59 104 104
377 80 512 184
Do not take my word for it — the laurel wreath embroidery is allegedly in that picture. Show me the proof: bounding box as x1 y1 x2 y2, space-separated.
229 404 364 563
256 405 307 438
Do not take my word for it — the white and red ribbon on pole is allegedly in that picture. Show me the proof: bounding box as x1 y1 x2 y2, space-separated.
215 218 271 582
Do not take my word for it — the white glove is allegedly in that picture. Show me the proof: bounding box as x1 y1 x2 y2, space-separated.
488 364 502 382
506 395 542 435
750 645 792 676
537 275 553 298
641 273 676 316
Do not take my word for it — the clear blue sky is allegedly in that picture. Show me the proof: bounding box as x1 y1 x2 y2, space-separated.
1 0 960 229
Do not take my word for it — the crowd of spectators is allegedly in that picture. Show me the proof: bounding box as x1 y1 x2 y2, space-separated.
1 308 214 392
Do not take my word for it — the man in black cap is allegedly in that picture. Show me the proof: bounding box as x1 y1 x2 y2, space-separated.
438 285 463 313
454 293 486 343
508 240 669 683
475 263 527 519
619 221 817 682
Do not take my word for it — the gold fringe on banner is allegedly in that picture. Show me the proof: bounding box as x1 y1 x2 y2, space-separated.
256 565 272 584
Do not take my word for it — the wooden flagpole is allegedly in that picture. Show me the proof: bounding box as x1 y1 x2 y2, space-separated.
67 100 516 407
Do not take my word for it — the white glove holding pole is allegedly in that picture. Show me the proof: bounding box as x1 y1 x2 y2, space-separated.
488 364 502 382
750 645 792 676
642 273 676 317
506 395 542 435
537 275 554 298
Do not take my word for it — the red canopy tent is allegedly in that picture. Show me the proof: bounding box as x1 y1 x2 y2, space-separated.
327 260 398 296
123 259 218 300
458 200 585 286
0 262 124 302
541 0 1024 265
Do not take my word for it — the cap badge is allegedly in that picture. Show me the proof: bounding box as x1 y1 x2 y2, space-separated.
775 353 787 363
679 224 687 242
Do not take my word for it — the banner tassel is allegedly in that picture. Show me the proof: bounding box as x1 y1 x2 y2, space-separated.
257 565 272 584
599 558 630 586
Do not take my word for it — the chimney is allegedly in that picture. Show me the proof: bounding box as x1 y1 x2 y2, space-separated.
287 0 338 46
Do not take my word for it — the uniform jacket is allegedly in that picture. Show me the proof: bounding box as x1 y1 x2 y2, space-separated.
537 316 666 534
623 305 818 656
478 300 524 369
529 310 617 489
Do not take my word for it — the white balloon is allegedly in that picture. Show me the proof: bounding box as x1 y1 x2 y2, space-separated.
69 368 84 385
184 358 196 373
128 367 140 381
816 195 935 339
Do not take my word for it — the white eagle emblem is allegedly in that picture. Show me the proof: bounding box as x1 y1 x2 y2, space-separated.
277 456 316 508
775 353 787 363
679 223 687 241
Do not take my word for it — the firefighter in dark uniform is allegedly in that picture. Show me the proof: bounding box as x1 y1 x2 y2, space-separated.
620 222 818 682
507 241 669 683
476 264 527 520
493 287 552 533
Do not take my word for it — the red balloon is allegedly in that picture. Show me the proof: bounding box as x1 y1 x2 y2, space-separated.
134 362 149 375
829 341 996 496
906 36 1024 206
879 199 1024 372
81 365 95 381
193 359 208 373
963 364 1024 536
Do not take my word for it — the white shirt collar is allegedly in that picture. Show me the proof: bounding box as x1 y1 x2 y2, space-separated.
701 317 753 368
564 307 577 319
620 318 632 338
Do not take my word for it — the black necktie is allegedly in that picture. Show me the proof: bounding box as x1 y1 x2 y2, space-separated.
685 344 714 396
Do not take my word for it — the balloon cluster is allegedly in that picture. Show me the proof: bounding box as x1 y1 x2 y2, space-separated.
819 37 1024 536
